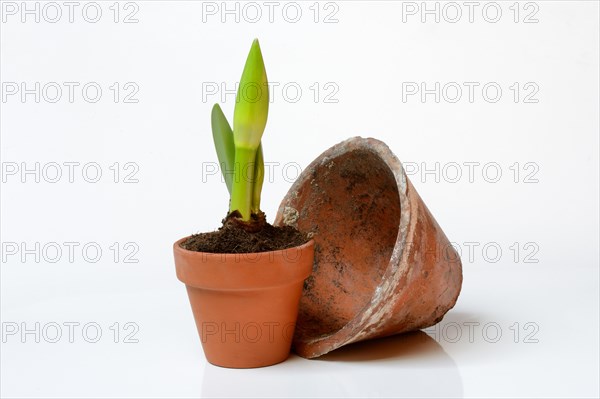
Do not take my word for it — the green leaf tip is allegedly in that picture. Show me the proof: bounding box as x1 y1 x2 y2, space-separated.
233 38 269 150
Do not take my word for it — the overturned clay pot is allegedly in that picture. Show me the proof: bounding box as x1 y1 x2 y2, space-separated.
274 137 463 359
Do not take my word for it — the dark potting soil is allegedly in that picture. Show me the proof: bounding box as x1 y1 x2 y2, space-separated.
180 211 309 254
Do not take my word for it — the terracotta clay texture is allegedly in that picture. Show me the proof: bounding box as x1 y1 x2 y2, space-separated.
274 137 462 359
173 238 314 368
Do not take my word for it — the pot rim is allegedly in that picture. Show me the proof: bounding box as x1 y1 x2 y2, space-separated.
173 236 315 259
173 237 315 290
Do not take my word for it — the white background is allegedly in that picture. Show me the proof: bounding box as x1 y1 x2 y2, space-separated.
1 1 599 398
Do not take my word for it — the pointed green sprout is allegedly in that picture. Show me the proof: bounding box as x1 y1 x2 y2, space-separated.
229 39 269 220
210 39 269 221
211 104 235 194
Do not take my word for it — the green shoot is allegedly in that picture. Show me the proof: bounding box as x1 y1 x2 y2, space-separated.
229 39 269 221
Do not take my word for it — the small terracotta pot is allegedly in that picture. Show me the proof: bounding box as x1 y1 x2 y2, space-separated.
275 137 463 358
173 238 314 368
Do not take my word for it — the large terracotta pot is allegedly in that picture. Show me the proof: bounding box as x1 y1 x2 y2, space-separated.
173 238 314 368
275 137 463 358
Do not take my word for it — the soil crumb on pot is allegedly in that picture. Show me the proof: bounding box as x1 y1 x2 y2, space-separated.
181 211 309 254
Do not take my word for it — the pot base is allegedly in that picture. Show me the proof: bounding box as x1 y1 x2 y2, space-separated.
186 284 303 369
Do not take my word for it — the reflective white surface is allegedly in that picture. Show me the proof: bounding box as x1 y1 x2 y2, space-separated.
1 1 598 397
2 263 598 398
